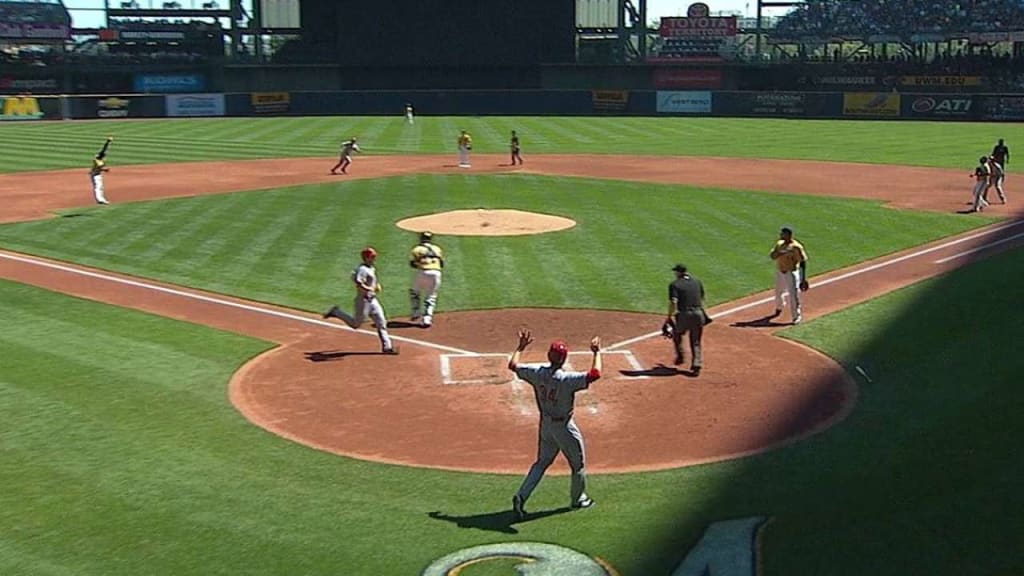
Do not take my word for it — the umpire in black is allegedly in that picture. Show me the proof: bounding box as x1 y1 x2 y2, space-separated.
667 263 709 375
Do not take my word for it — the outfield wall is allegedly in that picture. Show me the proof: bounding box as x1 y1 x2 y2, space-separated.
3 91 1023 122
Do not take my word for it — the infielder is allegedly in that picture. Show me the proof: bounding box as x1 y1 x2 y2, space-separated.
330 136 361 175
90 136 113 205
457 130 472 168
408 231 444 328
323 247 398 355
508 329 602 521
510 130 523 165
769 226 809 324
987 156 1007 204
970 156 991 212
405 103 415 125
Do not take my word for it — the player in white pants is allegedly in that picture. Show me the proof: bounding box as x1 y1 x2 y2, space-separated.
408 231 444 327
971 156 991 212
769 226 809 324
323 247 398 354
405 103 415 125
90 136 113 205
457 130 472 168
987 156 1006 204
508 329 602 521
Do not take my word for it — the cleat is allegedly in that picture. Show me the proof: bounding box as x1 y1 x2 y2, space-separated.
572 497 595 510
512 495 526 521
323 305 340 319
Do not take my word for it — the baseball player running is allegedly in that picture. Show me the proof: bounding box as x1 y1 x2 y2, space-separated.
323 247 398 354
457 130 472 168
90 136 113 205
970 156 991 212
408 231 444 328
769 226 809 324
987 156 1007 204
509 329 602 521
330 136 361 175
510 130 523 166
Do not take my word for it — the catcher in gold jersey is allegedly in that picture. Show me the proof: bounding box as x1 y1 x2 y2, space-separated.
769 226 809 324
408 231 444 328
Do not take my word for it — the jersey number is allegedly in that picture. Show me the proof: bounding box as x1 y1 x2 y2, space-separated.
538 385 558 404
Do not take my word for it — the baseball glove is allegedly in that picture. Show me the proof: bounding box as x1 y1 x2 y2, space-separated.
799 279 809 292
661 320 675 339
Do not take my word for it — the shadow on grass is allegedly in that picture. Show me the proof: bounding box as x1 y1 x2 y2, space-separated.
428 506 574 535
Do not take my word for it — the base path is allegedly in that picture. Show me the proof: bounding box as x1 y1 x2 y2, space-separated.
1 155 1021 474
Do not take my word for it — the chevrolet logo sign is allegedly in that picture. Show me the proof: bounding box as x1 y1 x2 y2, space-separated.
99 97 130 107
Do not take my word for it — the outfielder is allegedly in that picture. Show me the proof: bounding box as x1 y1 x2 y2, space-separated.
330 136 361 175
769 226 809 324
457 130 472 168
970 156 991 212
508 329 602 521
90 136 113 205
323 247 398 355
405 103 415 125
408 231 444 328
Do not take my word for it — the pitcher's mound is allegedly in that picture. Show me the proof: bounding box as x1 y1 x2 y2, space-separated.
396 209 576 236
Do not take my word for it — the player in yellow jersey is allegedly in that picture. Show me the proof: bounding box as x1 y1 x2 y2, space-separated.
90 136 113 205
769 226 809 324
408 231 444 327
457 130 472 168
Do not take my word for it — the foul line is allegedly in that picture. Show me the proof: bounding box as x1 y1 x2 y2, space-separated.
606 220 1024 351
0 251 476 356
933 231 1024 264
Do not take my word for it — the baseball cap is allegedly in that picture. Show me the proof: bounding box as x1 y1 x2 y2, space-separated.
672 263 687 272
780 226 793 234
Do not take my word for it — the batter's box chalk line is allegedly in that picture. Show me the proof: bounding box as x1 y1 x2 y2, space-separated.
439 350 650 385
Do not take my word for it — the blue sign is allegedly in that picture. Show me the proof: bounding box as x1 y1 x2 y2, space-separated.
134 74 205 94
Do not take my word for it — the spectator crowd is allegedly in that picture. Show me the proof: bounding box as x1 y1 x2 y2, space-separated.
775 0 1024 38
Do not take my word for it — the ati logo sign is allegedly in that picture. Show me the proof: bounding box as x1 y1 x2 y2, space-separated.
422 517 768 575
912 97 972 115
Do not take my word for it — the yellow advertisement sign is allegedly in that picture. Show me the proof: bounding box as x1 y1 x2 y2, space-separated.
250 91 290 114
592 90 630 112
899 75 982 87
1 96 44 120
843 92 901 117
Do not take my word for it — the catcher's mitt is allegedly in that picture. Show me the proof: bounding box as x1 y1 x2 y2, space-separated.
799 279 809 292
661 320 675 339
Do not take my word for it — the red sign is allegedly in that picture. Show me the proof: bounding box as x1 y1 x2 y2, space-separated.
653 68 723 89
659 16 738 38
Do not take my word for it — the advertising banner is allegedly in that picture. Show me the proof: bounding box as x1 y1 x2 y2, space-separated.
653 68 722 89
982 96 1024 121
656 91 712 114
659 3 738 38
134 74 206 94
251 92 291 114
0 77 59 92
0 95 59 121
899 75 982 88
745 92 806 115
903 95 975 119
843 92 901 117
166 94 225 117
0 22 70 40
591 90 630 112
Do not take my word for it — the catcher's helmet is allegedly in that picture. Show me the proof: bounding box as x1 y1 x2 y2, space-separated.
548 340 569 365
361 247 377 261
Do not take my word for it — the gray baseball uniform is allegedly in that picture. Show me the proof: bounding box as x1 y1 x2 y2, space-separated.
512 363 600 507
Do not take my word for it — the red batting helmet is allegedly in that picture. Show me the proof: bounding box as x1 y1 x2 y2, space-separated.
361 247 377 261
548 340 569 365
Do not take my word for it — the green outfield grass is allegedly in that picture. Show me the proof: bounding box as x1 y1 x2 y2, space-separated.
0 174 995 315
0 116 1012 173
1 116 1021 575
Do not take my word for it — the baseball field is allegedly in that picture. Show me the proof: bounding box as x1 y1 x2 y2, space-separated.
0 116 1021 575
